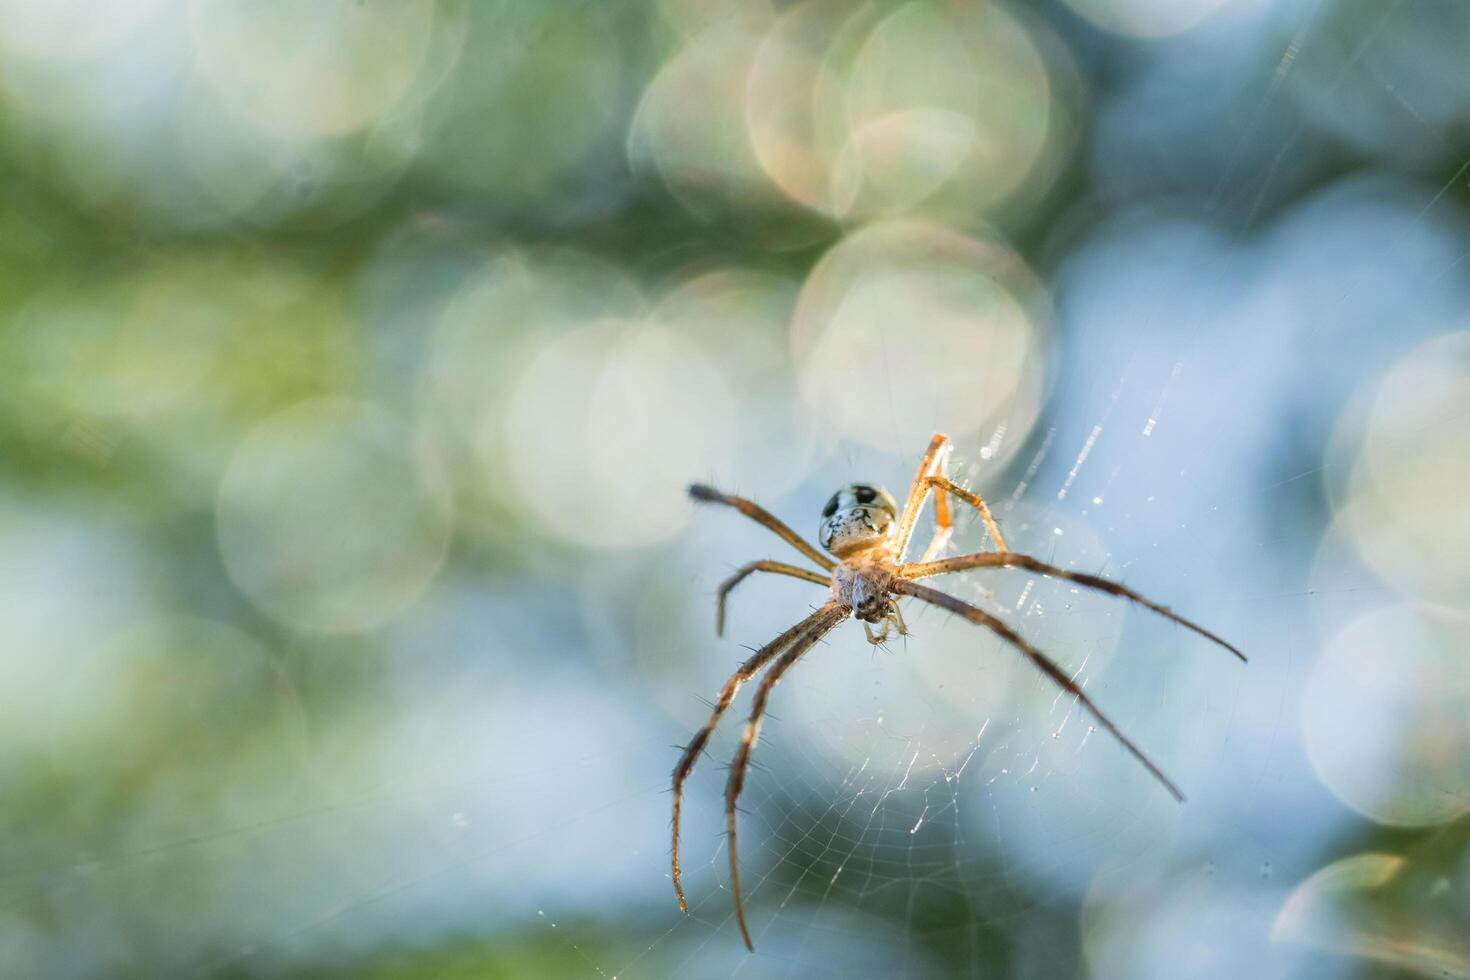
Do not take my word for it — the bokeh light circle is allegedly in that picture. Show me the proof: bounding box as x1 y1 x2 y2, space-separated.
747 0 1053 219
628 9 784 218
1337 330 1470 609
416 3 624 203
658 0 772 38
1302 603 1470 827
421 249 646 535
190 0 440 137
503 320 737 549
176 83 424 231
1273 851 1470 977
652 268 822 496
792 219 1049 453
217 398 452 633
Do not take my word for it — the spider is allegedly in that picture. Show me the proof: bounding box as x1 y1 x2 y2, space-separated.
671 433 1245 950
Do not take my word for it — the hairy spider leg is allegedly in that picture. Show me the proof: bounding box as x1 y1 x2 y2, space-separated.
714 561 830 637
671 603 841 913
900 551 1245 663
894 579 1186 802
924 475 1008 554
724 603 849 950
689 484 835 571
894 435 1009 566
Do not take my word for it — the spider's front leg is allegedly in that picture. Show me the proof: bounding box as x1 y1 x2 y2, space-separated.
714 560 830 636
688 484 835 571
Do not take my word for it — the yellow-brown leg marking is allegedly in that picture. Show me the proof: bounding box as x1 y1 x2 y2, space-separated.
925 475 1007 553
892 433 952 561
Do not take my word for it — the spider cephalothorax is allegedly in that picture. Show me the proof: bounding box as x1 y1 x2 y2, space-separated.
675 434 1246 952
817 483 899 558
831 554 897 625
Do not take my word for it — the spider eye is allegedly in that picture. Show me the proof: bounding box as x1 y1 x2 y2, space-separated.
821 494 839 518
853 485 877 505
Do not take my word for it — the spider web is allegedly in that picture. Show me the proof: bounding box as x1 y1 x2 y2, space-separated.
11 3 1470 979
620 434 1259 979
486 4 1467 976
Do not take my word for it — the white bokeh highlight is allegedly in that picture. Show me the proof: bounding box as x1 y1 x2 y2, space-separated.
217 398 453 633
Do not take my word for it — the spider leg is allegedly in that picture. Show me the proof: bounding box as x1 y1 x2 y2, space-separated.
913 472 954 565
862 620 887 645
895 436 1008 562
725 603 848 950
893 579 1185 802
689 484 836 572
898 551 1245 663
671 603 840 913
924 475 1008 553
892 433 953 561
716 561 831 637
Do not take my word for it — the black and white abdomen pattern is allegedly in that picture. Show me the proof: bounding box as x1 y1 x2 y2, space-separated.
817 483 899 558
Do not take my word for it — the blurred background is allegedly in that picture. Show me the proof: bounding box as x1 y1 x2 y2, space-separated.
2 0 1469 977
